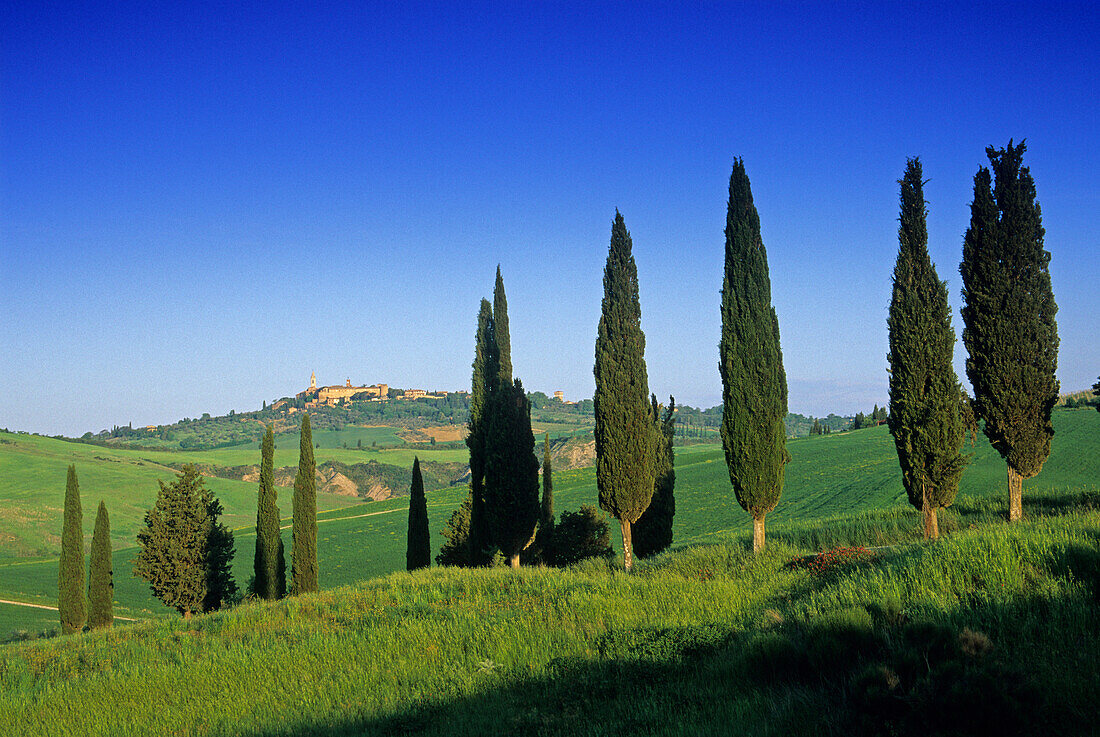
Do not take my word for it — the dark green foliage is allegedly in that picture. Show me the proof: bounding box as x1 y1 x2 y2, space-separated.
467 298 496 566
58 464 85 634
887 158 967 536
810 419 824 436
493 265 512 387
253 425 284 600
635 396 676 559
594 211 656 570
552 504 614 567
406 457 430 571
719 160 789 549
291 413 318 594
436 491 473 567
483 378 540 566
1093 377 1099 412
961 141 1059 511
87 501 112 629
133 466 237 617
531 433 555 564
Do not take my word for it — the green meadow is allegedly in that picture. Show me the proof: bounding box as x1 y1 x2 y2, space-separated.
1 410 1096 636
2 501 1097 735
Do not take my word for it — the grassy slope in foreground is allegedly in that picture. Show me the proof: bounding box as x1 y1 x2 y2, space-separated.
1 504 1098 736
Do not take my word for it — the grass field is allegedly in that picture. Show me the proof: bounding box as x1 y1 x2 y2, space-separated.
2 409 1096 637
1 498 1097 735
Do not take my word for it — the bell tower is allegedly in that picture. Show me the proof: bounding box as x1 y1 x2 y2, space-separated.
310 372 317 390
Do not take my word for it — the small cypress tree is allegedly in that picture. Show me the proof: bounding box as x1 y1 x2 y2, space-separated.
58 464 85 634
406 457 431 571
134 466 237 617
253 425 283 600
87 501 113 629
291 413 319 593
483 378 540 568
719 159 789 553
532 433 556 564
634 396 676 559
961 141 1059 521
1093 377 1099 412
887 157 967 540
466 298 496 566
436 491 473 567
594 211 656 572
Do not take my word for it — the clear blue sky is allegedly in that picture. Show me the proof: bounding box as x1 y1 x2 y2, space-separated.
2 1 1097 436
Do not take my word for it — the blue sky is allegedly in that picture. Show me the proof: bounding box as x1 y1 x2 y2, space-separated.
2 1 1097 436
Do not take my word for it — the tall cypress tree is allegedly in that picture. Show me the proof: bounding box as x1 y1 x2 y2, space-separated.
961 141 1059 522
58 464 85 634
493 265 512 386
719 159 789 553
594 211 656 572
533 433 556 564
406 457 430 570
635 396 676 558
467 298 496 566
253 425 283 599
887 158 967 540
87 501 113 629
291 413 318 593
484 378 540 568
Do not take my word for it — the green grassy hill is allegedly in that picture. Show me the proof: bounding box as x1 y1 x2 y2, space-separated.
2 499 1098 736
1 409 1096 635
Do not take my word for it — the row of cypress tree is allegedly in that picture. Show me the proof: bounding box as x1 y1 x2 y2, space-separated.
58 465 113 633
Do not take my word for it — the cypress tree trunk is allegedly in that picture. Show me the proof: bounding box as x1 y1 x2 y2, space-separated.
87 501 113 629
1008 466 1024 522
921 486 939 540
719 160 789 554
291 414 318 594
594 211 656 573
620 519 634 572
58 464 85 634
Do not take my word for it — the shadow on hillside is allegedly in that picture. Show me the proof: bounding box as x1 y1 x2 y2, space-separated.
247 582 1100 737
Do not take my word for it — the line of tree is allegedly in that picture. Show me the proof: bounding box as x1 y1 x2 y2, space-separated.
58 466 114 633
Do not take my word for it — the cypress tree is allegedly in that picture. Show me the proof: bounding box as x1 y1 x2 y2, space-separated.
483 378 540 568
493 265 512 386
960 141 1059 522
719 159 789 553
593 211 656 572
134 466 237 617
291 413 319 593
887 158 967 540
466 298 496 566
406 457 430 570
253 425 283 600
635 396 676 558
533 433 556 564
436 491 473 567
58 464 85 634
87 501 113 629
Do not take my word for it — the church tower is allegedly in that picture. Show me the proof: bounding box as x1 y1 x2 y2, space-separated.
310 372 317 390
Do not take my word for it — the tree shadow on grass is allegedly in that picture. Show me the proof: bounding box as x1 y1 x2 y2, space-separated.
241 583 1100 737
